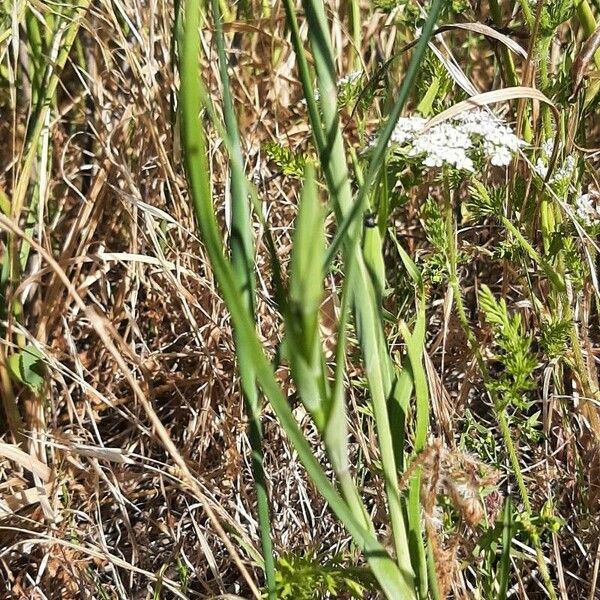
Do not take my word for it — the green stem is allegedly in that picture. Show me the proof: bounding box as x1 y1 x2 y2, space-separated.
515 0 535 29
498 410 556 599
575 0 600 102
489 0 519 88
575 0 600 69
209 1 275 595
348 0 361 71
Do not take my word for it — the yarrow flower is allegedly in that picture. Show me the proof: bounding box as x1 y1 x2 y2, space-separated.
575 192 600 226
390 116 427 146
455 110 523 166
542 137 555 156
534 137 576 184
374 109 525 172
409 122 474 171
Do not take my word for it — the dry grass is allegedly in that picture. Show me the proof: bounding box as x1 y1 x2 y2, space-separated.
2 0 600 598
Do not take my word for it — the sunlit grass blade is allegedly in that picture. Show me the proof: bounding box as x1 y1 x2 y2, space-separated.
327 266 371 529
294 0 414 585
208 0 275 594
286 165 369 527
400 314 429 599
392 233 431 596
287 164 328 428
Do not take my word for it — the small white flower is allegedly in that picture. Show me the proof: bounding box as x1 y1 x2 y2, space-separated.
488 144 513 167
534 137 576 185
575 192 600 226
537 155 575 183
409 122 474 171
542 137 555 157
390 116 427 146
553 155 576 183
535 158 548 179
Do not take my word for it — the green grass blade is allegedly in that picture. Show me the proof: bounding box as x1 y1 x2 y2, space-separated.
389 368 412 473
327 265 371 529
400 316 428 453
497 499 514 600
393 232 430 597
208 0 275 594
289 164 324 358
287 164 328 427
280 0 326 155
363 224 386 301
298 0 416 585
400 314 429 599
13 1 91 219
210 0 255 310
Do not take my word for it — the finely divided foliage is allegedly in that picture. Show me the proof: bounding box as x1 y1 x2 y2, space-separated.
2 0 600 598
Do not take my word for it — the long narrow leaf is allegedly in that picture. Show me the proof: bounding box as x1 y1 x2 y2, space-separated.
208 1 275 595
497 499 514 600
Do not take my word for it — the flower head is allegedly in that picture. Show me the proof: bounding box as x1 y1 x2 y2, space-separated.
390 116 427 146
575 192 600 226
542 137 555 157
379 108 525 172
408 122 474 171
534 138 576 185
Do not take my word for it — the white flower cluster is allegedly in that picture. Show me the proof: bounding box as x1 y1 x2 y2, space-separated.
535 156 576 182
534 137 576 184
456 110 524 166
575 192 600 226
410 122 474 170
542 137 554 156
384 109 525 172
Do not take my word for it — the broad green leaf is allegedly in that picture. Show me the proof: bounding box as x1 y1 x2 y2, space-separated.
416 76 440 116
287 165 327 427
